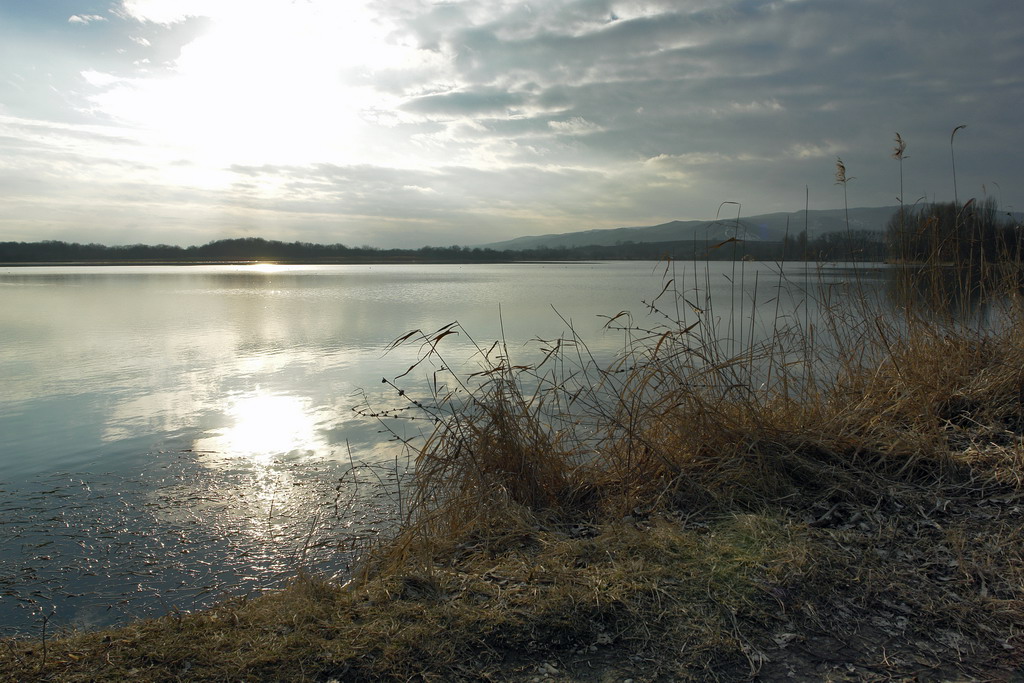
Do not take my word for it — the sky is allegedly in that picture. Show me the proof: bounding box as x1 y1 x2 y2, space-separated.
1 0 1022 248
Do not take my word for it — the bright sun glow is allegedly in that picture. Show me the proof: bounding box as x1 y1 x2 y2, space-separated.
196 392 326 462
97 1 425 172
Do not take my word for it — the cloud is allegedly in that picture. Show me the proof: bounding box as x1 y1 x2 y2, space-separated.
548 116 601 135
117 0 208 25
403 88 528 117
725 99 785 114
68 14 107 24
787 142 844 161
80 70 122 88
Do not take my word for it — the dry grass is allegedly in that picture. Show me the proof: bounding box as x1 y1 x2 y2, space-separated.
3 256 1024 681
0 515 810 681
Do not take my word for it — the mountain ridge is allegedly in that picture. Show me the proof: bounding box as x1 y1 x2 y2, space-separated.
480 206 902 250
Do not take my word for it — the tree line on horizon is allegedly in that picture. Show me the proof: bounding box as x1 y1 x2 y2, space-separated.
1 202 1018 265
0 234 886 263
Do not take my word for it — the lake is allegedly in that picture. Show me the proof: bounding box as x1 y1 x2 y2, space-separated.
0 261 887 636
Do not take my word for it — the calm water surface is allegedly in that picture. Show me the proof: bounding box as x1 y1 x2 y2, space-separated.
0 261 881 635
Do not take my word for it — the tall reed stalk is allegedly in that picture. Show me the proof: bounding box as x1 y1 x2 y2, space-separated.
951 124 967 206
893 132 908 260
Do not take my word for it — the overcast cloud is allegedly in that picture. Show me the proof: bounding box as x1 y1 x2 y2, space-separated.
1 0 1021 247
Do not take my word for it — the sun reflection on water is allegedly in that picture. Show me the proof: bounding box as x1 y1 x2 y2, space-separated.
195 392 328 463
185 391 345 562
239 263 303 274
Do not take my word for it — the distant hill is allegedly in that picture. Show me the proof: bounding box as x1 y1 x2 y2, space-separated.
480 206 902 250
